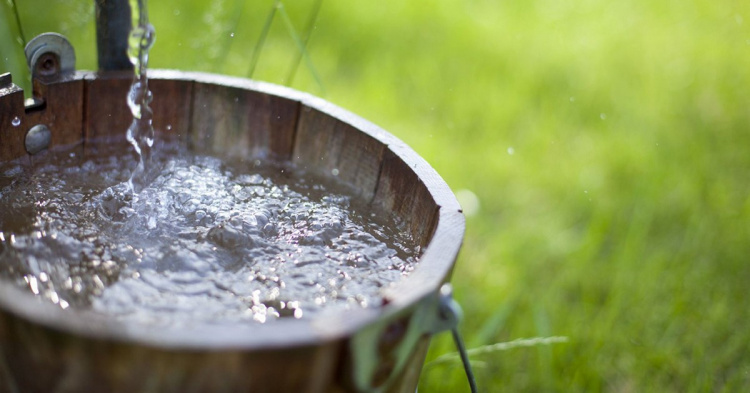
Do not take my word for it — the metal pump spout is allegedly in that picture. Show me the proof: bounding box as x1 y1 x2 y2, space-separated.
94 0 133 71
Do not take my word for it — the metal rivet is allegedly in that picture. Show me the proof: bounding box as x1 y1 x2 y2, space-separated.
25 125 52 155
35 53 61 78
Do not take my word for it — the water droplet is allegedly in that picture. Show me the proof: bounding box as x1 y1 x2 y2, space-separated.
11 116 20 127
230 32 235 38
600 113 607 120
331 168 340 176
166 124 172 131
28 276 39 294
507 147 515 155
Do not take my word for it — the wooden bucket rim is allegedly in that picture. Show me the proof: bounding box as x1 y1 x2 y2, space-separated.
0 70 465 350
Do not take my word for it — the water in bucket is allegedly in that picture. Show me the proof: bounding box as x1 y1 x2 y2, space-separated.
0 139 421 326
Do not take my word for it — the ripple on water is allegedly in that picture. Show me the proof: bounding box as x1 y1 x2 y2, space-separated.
0 141 420 325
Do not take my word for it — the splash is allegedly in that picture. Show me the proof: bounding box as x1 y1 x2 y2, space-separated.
126 0 156 192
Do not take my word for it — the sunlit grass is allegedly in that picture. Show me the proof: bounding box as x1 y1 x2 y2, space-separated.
3 0 750 391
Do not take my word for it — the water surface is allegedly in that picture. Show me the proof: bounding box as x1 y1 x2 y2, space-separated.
0 140 420 326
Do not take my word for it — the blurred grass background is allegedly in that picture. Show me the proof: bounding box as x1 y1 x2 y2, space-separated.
3 0 750 391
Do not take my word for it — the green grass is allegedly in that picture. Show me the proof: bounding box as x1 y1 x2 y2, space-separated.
4 0 750 391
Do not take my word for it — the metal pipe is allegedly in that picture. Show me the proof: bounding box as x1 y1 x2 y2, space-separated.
94 0 133 71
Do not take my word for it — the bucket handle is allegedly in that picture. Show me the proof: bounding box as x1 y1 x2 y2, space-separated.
349 284 477 393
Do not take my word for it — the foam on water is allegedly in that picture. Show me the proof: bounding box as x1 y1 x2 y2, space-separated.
0 141 420 326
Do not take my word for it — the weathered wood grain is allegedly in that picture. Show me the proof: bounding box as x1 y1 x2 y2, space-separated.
0 81 27 161
84 71 132 141
26 74 85 149
293 105 386 202
0 309 342 393
150 77 193 140
189 82 299 160
372 150 439 249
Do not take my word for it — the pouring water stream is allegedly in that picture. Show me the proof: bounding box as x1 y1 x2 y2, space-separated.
125 0 156 192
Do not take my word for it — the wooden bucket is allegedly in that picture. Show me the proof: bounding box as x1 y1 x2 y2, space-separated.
0 69 464 392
